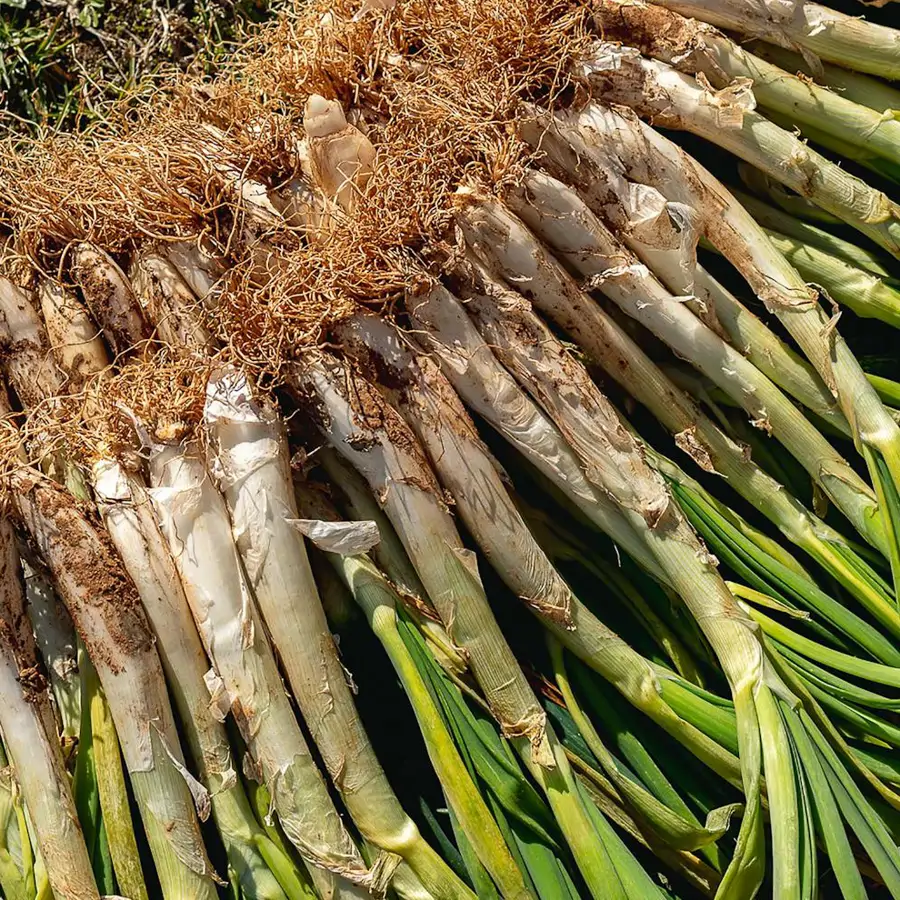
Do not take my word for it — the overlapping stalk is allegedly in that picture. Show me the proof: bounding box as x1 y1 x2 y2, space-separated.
202 367 474 900
504 168 878 546
644 0 900 79
12 469 218 900
0 516 98 900
290 357 658 900
452 190 900 637
592 0 900 168
526 101 900 590
291 478 533 900
579 46 900 258
146 439 376 900
341 303 740 783
444 230 776 899
517 106 847 435
92 458 301 900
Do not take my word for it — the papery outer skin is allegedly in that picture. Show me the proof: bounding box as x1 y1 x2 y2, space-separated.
513 108 893 556
147 442 373 900
203 368 477 900
506 168 876 542
336 313 576 632
0 518 99 900
92 458 289 900
406 283 743 782
11 472 218 899
294 359 553 764
0 277 64 409
517 103 846 434
407 282 664 580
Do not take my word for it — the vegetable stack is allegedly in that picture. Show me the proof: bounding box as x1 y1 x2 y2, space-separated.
1 0 900 897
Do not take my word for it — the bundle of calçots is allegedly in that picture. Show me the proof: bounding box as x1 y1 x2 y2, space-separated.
1 0 900 897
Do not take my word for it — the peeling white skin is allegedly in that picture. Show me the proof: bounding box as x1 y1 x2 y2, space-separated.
304 96 376 214
204 371 462 897
647 0 900 80
509 170 876 544
93 459 289 900
519 103 847 433
289 518 381 555
581 45 900 256
339 312 576 634
0 518 99 900
407 283 663 579
520 107 895 550
163 241 227 306
147 443 372 900
598 0 900 167
295 359 552 764
12 472 218 899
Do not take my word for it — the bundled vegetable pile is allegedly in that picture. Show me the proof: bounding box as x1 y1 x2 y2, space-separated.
1 0 900 897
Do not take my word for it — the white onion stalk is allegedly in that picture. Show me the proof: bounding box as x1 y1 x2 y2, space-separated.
0 277 64 410
452 190 900 638
592 0 900 167
644 0 900 80
291 479 531 900
407 283 663 579
535 102 900 573
162 240 227 308
443 255 794 899
291 356 653 900
129 249 216 352
292 357 551 763
580 45 900 258
304 96 376 215
38 281 108 386
146 441 375 900
92 458 296 900
517 106 846 434
363 296 742 780
0 517 98 900
504 170 880 549
12 470 218 900
203 368 473 900
70 244 151 358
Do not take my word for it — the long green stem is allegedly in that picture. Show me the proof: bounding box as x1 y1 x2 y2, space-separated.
147 441 374 900
204 368 472 900
645 0 900 80
80 654 148 900
293 483 529 900
93 458 297 900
